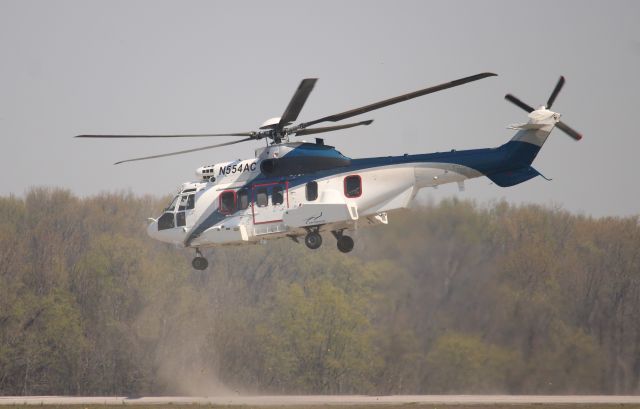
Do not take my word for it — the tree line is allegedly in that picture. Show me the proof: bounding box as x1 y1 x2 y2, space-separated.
0 188 639 395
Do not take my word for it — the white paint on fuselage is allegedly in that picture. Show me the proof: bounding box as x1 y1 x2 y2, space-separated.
196 158 260 184
147 161 483 248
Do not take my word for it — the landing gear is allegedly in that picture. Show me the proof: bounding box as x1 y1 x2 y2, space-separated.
192 249 209 270
337 236 354 253
332 230 355 253
304 231 323 250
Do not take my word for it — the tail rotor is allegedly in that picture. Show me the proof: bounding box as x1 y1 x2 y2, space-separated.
505 76 582 141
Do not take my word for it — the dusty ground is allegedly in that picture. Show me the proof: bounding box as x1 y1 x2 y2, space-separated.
3 396 640 408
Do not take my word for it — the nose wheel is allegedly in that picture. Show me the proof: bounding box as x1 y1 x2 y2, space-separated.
192 249 209 270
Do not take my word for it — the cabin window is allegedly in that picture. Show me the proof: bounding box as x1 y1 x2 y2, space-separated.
272 185 284 205
306 181 318 201
158 212 175 230
237 189 249 210
176 212 186 227
344 175 362 198
256 187 268 207
219 191 236 214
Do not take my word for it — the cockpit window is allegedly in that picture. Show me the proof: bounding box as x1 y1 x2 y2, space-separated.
178 194 195 211
176 212 186 227
158 212 175 230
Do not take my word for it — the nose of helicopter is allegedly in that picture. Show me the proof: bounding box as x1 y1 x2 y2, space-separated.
145 218 186 245
146 219 159 240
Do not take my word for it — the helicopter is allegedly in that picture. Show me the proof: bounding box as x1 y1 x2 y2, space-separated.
77 73 581 270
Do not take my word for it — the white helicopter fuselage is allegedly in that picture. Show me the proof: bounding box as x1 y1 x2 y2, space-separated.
147 143 476 249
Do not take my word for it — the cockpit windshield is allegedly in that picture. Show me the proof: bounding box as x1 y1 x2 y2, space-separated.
165 196 180 212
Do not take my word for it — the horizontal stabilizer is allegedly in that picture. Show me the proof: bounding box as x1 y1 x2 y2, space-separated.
507 123 547 131
488 166 544 187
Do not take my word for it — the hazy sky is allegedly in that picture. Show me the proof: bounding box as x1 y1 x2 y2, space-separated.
1 0 638 216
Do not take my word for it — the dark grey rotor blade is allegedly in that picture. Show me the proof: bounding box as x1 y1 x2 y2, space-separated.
556 120 582 141
505 94 535 113
295 120 374 136
278 78 318 128
114 138 254 165
546 76 565 109
301 72 497 127
76 132 255 138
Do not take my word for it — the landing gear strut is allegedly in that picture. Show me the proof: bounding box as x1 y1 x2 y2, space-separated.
192 249 209 270
304 228 323 250
332 230 354 253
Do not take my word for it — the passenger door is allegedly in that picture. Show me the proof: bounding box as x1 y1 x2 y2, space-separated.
252 182 288 224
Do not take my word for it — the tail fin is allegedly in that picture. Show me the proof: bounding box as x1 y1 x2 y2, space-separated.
499 109 560 168
489 112 557 187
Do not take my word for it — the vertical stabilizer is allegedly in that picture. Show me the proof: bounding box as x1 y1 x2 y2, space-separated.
500 108 560 167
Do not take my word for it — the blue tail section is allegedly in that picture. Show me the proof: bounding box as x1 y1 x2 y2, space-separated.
483 121 556 186
273 112 559 190
499 139 544 168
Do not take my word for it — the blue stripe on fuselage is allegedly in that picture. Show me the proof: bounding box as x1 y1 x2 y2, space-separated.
185 140 542 246
209 141 542 192
276 140 541 189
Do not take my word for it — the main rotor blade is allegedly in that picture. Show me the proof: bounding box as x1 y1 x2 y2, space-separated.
294 120 373 136
76 132 255 138
114 137 253 165
505 94 535 113
556 120 582 141
301 72 497 127
278 78 318 128
546 76 565 109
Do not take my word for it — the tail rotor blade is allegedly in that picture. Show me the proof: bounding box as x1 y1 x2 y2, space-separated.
556 120 582 141
505 94 535 113
546 76 565 109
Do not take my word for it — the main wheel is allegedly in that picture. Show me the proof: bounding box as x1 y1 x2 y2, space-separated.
192 256 209 270
337 235 354 253
304 232 323 250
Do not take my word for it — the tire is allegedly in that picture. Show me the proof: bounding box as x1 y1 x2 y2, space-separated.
304 232 323 250
337 235 354 253
192 256 209 270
